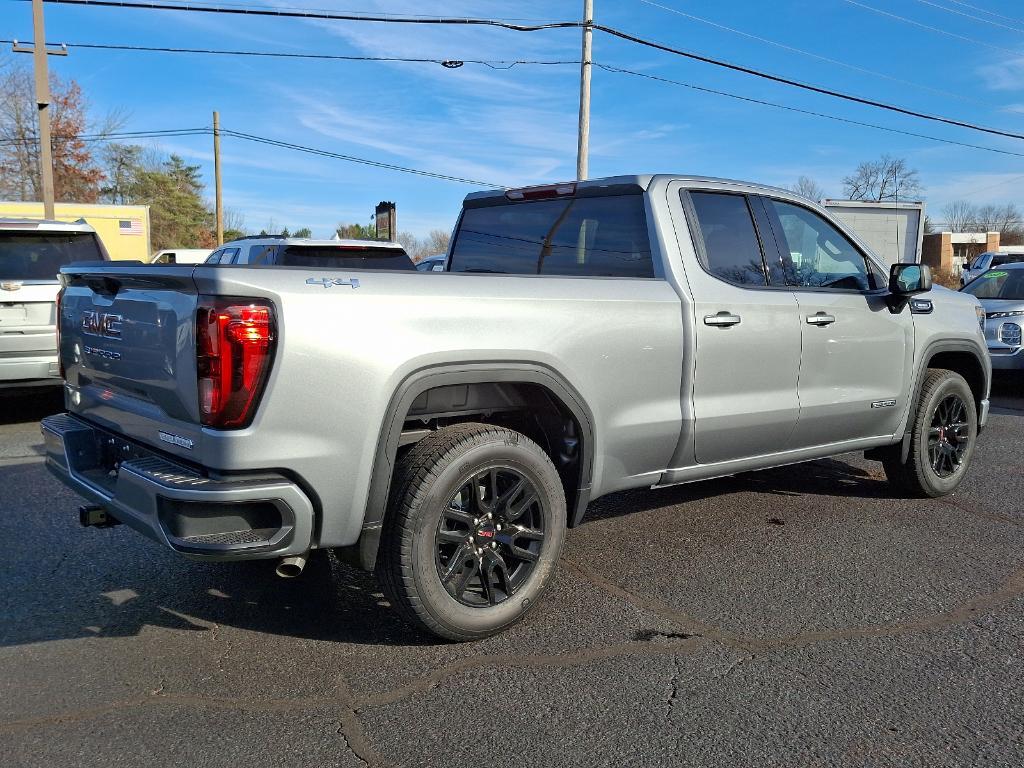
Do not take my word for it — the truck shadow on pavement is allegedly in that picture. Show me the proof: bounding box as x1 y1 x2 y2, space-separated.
3 450 902 651
0 388 63 426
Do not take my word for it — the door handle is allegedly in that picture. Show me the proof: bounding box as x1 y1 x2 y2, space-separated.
704 311 741 327
806 312 836 326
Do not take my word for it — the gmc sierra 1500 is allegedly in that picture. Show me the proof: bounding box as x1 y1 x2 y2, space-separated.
42 175 991 640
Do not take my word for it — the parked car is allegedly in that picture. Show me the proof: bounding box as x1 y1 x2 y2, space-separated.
204 236 415 269
43 175 990 641
415 253 447 272
150 248 211 265
960 250 1024 286
961 263 1024 372
0 218 107 388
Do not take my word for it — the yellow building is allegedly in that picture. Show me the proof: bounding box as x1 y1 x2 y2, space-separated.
0 201 151 261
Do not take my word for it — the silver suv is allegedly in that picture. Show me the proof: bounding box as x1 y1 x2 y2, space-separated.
205 236 415 269
0 218 107 388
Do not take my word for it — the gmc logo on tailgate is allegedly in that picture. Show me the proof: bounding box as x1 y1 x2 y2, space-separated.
82 311 123 339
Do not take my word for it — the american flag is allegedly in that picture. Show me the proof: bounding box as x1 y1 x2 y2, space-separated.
118 219 143 236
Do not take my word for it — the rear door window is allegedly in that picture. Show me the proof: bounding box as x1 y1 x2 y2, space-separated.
449 194 654 277
0 232 103 281
277 245 415 270
688 192 768 286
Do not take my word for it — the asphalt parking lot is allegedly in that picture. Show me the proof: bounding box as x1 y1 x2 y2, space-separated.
2 380 1023 768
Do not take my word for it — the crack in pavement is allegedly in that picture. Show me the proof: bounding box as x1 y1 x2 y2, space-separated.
563 557 1024 654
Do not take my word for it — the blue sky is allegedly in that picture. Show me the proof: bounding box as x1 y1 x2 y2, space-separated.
7 0 1024 237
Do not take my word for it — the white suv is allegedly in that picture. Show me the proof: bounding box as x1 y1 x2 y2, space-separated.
0 219 108 388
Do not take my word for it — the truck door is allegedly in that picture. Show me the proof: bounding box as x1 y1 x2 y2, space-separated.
757 195 914 446
677 189 802 464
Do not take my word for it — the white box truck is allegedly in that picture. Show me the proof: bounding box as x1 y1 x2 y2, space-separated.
821 200 925 267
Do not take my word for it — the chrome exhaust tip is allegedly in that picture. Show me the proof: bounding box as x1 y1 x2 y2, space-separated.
275 553 307 578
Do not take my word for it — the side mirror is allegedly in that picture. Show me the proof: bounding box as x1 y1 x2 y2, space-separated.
889 263 932 296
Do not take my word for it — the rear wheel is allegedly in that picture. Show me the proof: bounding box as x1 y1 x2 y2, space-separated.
883 369 977 498
376 423 566 641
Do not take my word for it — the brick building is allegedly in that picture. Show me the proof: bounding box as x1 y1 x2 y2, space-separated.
921 231 999 276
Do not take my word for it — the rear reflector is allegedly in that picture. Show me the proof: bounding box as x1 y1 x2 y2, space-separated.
55 287 65 379
505 182 576 201
196 297 276 429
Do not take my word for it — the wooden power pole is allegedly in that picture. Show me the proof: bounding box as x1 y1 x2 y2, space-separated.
213 111 223 245
13 0 67 219
576 0 593 181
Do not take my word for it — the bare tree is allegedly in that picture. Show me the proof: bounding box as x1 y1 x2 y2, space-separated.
973 202 1022 235
788 175 824 202
425 229 451 255
941 200 975 232
842 155 922 201
395 231 421 259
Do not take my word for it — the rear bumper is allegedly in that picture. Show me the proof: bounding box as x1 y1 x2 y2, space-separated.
0 355 61 386
41 413 315 561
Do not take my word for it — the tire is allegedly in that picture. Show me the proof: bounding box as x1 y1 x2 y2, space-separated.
883 369 978 498
376 422 567 641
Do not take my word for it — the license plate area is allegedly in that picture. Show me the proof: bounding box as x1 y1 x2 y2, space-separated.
67 426 155 495
0 304 28 325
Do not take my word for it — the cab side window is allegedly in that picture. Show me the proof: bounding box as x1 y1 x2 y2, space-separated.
689 192 767 286
247 245 278 265
205 249 224 264
766 199 873 291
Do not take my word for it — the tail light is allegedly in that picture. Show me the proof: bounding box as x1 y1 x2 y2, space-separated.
55 287 65 379
196 297 276 428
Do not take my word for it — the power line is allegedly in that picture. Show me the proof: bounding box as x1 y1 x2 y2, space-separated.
943 0 1024 26
28 0 583 31
591 25 1024 143
597 64 1024 159
911 0 1024 34
0 38 579 68
634 0 987 107
0 123 504 185
18 0 1024 147
840 0 1023 56
0 128 211 145
219 129 503 187
957 173 1024 199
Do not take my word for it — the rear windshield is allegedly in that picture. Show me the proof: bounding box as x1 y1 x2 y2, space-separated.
277 245 415 270
449 194 654 278
991 254 1024 267
0 232 103 281
962 269 1024 300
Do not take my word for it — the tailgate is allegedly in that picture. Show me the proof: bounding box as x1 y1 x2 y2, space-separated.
0 282 59 354
60 265 202 459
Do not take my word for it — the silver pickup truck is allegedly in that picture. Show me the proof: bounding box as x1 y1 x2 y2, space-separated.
42 175 991 640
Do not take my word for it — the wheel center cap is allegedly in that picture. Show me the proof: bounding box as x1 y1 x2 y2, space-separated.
476 524 496 539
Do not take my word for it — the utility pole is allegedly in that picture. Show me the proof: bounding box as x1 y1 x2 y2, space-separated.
213 111 223 245
576 0 593 181
13 0 67 219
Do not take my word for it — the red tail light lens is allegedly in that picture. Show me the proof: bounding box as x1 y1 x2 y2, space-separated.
55 287 65 379
196 297 276 428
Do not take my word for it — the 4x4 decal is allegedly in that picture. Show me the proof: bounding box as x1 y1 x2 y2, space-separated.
305 277 360 289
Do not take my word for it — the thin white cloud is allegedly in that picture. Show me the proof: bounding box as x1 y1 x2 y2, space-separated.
977 56 1024 91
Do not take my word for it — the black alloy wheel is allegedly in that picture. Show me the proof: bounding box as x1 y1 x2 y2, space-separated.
927 393 970 478
435 466 545 607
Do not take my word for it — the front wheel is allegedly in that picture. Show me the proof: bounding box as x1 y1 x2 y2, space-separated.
376 423 567 641
883 369 978 498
